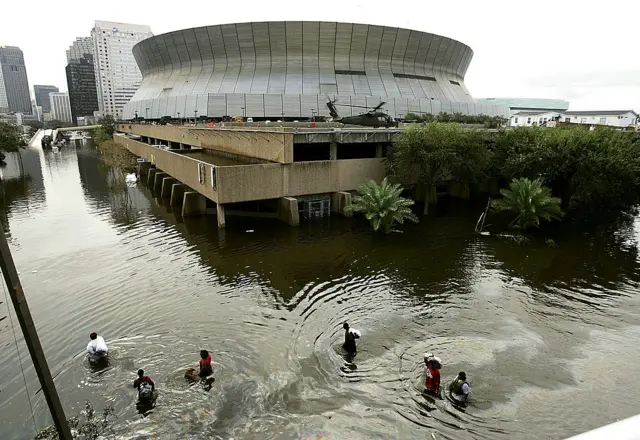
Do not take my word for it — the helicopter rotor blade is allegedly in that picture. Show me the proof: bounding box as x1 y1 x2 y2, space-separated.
372 101 386 111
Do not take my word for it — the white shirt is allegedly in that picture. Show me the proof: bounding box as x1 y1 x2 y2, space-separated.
87 336 108 360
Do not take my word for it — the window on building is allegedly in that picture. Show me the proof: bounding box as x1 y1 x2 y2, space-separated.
527 117 531 124
514 117 519 124
565 118 570 123
580 118 587 124
599 117 606 125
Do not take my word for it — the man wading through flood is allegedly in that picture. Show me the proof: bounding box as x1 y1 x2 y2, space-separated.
342 322 361 354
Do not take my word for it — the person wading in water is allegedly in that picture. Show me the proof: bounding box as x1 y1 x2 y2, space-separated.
342 322 361 353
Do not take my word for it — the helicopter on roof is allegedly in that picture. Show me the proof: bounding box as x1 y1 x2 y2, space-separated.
326 98 398 128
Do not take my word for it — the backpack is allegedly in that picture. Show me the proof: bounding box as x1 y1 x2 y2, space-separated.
449 378 468 395
138 381 153 400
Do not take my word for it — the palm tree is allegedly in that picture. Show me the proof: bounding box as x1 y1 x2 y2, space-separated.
492 177 563 229
345 178 419 234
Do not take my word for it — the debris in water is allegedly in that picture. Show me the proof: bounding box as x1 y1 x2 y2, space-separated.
246 230 254 233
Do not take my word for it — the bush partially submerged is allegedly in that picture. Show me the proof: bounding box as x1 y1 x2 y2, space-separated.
34 401 114 440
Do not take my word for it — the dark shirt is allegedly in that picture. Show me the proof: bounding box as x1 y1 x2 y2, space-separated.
343 329 358 352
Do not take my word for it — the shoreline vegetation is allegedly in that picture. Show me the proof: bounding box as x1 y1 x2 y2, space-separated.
377 123 640 234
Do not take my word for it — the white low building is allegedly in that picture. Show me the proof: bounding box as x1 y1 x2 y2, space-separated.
561 110 638 128
510 111 562 127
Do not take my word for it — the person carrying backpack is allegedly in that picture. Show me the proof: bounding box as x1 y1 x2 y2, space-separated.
133 369 155 402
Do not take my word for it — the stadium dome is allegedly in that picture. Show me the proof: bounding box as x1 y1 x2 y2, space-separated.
123 21 506 120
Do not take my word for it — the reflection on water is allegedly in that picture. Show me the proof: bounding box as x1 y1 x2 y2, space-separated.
1 144 640 440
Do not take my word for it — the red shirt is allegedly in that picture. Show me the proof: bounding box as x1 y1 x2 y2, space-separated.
133 376 154 388
199 354 212 376
424 361 440 394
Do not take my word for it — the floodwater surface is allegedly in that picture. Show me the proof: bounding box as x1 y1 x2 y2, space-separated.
1 141 640 440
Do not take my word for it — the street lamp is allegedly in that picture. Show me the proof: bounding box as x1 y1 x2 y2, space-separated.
194 109 198 125
177 112 181 125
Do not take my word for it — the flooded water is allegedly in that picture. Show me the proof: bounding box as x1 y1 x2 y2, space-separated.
2 141 640 440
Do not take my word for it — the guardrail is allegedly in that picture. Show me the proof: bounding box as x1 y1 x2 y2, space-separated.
565 414 640 440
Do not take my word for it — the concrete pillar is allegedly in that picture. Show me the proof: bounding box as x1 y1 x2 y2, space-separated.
161 177 176 198
147 168 157 187
216 203 226 229
170 183 185 206
448 181 470 200
153 172 167 194
278 197 300 226
182 192 207 217
331 191 353 217
330 142 337 160
375 144 383 158
138 162 151 178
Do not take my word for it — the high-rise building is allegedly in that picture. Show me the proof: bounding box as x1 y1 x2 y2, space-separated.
66 37 94 64
91 21 152 119
66 37 99 124
0 66 8 113
33 85 59 113
49 92 72 123
0 46 31 114
66 56 99 125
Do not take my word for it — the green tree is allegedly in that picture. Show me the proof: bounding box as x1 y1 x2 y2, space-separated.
388 123 491 213
90 115 117 147
491 126 640 215
46 119 66 129
492 177 563 229
345 178 418 234
0 121 25 153
24 120 44 137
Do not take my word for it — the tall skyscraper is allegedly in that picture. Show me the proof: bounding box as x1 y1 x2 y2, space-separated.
0 66 8 113
49 92 72 123
33 85 59 113
91 21 152 119
0 46 31 114
66 37 94 64
65 37 99 124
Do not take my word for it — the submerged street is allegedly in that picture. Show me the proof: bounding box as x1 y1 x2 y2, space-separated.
2 141 640 439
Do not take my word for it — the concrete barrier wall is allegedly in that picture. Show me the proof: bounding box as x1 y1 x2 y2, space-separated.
118 135 385 204
116 136 220 203
216 164 284 204
117 124 292 163
288 159 384 196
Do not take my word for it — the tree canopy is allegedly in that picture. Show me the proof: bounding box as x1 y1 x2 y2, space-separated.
389 124 640 220
0 122 25 153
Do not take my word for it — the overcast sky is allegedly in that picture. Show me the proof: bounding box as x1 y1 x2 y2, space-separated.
2 0 638 110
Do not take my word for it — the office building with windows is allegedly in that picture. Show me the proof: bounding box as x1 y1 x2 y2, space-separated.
49 92 72 123
66 55 99 124
91 21 153 119
34 85 59 114
123 22 507 120
66 37 94 64
0 46 31 114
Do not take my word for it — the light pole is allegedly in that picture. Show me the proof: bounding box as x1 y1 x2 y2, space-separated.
311 108 316 119
241 107 246 121
177 112 181 125
145 107 149 122
0 222 73 440
194 109 198 125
